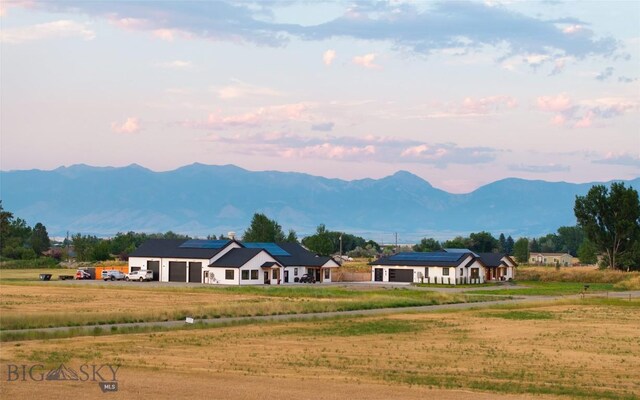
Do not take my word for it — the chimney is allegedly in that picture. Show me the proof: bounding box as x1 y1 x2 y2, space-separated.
228 231 236 240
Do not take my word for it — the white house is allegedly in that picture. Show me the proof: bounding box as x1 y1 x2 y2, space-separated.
370 251 486 285
476 252 517 281
369 249 518 285
128 239 339 285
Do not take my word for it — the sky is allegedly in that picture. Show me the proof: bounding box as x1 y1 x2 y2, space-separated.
1 0 639 193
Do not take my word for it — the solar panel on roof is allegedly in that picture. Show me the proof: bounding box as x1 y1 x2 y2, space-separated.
388 252 463 262
179 239 229 249
243 242 291 256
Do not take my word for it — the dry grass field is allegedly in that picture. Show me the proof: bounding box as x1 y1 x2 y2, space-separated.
1 299 638 399
0 280 475 330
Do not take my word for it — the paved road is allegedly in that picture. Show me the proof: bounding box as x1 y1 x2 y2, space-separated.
3 290 639 336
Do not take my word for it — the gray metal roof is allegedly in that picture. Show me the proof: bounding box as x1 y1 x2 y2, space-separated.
129 239 233 259
209 248 263 268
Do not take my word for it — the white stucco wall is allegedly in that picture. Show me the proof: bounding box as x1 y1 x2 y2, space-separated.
371 258 486 285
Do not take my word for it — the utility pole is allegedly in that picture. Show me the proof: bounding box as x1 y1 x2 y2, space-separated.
395 232 398 254
339 234 343 257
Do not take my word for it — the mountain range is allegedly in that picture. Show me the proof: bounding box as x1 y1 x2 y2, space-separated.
1 163 638 241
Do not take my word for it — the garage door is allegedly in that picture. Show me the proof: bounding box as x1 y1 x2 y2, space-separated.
147 261 160 281
168 261 187 282
188 262 202 283
389 269 413 283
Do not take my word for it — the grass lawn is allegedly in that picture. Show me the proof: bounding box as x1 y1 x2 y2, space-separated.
466 281 618 296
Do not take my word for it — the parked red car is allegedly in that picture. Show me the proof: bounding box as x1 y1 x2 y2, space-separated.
75 270 91 280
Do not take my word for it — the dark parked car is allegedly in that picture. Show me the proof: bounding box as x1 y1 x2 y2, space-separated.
299 273 316 283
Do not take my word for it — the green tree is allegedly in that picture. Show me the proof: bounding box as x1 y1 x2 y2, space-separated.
498 233 506 253
505 235 515 255
538 233 559 253
30 222 50 256
574 183 640 269
72 234 99 261
529 238 541 252
513 238 530 263
242 213 286 242
468 231 498 253
556 226 585 256
413 237 442 252
442 236 467 249
285 229 298 243
91 239 112 261
0 201 13 255
302 224 334 256
577 240 597 265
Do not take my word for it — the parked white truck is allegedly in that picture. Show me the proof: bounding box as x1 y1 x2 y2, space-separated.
125 270 153 282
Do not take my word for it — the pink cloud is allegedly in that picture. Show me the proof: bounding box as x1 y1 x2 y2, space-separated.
280 143 376 160
537 94 636 128
111 117 141 134
419 95 518 118
323 49 336 66
353 53 380 69
184 103 309 130
0 20 95 44
152 28 193 41
536 93 572 112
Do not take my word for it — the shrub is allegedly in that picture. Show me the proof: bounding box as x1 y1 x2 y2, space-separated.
613 276 640 290
517 266 637 284
0 257 59 269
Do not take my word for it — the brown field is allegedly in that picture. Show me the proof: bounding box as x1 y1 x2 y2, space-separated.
1 299 638 399
0 281 472 330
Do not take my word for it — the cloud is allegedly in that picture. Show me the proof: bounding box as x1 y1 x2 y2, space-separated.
26 1 621 63
414 95 518 118
216 80 282 99
592 152 640 168
155 60 193 69
323 49 336 66
35 1 290 46
536 93 572 112
509 163 571 173
595 66 614 81
183 103 310 130
618 76 638 83
536 94 637 128
111 117 141 134
353 53 380 69
280 143 376 160
311 122 335 132
200 132 499 166
0 20 95 44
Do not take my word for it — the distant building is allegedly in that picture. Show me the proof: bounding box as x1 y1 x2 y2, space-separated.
529 252 572 267
369 249 517 285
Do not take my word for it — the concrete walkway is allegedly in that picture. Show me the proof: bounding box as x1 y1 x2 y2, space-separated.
3 291 638 336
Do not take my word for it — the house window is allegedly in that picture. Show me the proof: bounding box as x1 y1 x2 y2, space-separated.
250 270 258 280
471 268 479 278
443 267 450 276
460 268 463 276
241 270 249 280
294 267 298 276
272 269 280 280
324 269 330 279
424 267 429 277
225 270 234 280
